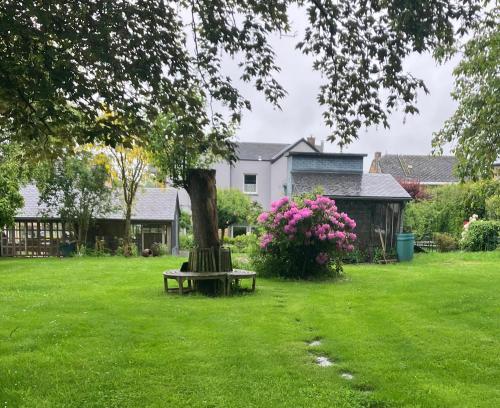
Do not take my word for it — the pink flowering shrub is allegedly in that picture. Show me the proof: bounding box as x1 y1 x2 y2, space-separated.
253 195 357 278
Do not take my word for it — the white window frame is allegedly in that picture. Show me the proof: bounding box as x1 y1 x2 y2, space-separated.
243 173 257 195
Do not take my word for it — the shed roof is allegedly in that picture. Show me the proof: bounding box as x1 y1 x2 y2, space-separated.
16 185 179 221
375 155 458 184
292 172 411 201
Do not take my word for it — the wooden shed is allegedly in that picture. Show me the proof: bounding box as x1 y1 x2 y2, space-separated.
1 185 180 257
289 152 411 259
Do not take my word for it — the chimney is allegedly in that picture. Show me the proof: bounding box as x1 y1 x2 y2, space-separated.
369 152 382 173
307 135 316 147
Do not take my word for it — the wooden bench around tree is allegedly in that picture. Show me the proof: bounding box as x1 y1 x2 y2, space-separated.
163 269 256 296
163 270 229 295
227 269 256 294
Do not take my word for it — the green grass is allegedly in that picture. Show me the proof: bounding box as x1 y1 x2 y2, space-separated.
1 252 499 407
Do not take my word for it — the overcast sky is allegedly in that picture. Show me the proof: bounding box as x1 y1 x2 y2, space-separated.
226 10 459 171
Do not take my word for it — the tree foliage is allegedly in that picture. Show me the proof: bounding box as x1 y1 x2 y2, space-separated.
107 145 149 256
217 189 254 239
0 143 24 227
433 8 500 180
1 0 487 157
36 151 112 248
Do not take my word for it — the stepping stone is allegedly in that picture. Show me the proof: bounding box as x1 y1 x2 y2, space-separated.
340 372 354 380
308 340 322 347
315 356 333 367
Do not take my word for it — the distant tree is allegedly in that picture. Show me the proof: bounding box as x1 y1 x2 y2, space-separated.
108 145 149 256
37 152 112 251
433 9 499 180
0 143 24 227
179 209 192 234
217 189 254 240
148 112 233 253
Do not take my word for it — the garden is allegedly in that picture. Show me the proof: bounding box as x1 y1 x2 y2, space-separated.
1 251 499 407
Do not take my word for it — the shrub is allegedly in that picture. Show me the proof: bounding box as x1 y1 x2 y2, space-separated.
233 234 257 253
342 248 366 264
486 195 500 220
180 234 194 250
151 242 169 256
252 195 356 279
403 180 500 239
460 220 500 251
116 241 138 257
433 232 457 252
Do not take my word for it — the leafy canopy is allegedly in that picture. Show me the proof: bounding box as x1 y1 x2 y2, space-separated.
0 143 24 227
0 0 487 158
433 8 500 180
217 188 254 231
36 151 113 244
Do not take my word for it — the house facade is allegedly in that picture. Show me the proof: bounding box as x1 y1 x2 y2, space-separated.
213 138 411 256
369 152 459 185
0 185 180 257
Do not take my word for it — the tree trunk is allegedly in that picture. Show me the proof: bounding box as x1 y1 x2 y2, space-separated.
124 206 132 256
186 169 220 251
186 169 220 294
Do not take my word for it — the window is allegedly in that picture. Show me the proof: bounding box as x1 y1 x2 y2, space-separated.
243 174 257 194
232 226 248 237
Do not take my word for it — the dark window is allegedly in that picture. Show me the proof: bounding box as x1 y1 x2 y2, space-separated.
244 174 257 193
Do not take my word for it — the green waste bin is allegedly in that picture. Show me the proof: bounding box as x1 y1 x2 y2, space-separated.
396 233 415 262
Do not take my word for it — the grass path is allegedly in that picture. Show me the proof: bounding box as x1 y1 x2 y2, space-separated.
1 252 499 407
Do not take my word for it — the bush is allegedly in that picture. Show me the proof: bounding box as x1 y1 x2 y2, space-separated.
404 180 500 239
180 234 194 250
342 248 367 264
460 220 500 251
486 195 500 220
252 195 357 279
151 242 169 256
116 241 138 257
434 232 458 252
233 234 257 253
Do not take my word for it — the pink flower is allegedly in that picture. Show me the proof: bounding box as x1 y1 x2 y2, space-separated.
259 233 274 249
257 212 269 224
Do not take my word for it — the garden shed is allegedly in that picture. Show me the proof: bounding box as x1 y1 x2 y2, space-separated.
288 152 411 258
0 185 180 257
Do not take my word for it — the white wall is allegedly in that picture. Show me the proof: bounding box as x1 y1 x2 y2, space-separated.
230 160 271 209
270 140 316 203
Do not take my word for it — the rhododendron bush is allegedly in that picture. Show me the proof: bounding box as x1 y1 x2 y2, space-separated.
253 195 357 278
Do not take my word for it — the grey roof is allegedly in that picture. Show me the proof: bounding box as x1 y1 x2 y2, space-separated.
236 138 318 161
292 172 411 201
16 185 179 221
236 142 290 161
376 155 458 184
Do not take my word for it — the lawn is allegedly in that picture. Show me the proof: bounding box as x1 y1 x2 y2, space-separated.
1 252 499 408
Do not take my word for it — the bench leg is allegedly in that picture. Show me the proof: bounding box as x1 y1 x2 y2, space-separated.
222 278 228 296
178 277 184 295
252 277 256 291
164 277 169 293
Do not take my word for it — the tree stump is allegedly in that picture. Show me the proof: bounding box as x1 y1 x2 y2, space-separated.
187 247 233 295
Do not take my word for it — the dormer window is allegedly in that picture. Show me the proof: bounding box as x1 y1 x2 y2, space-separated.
244 174 257 194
